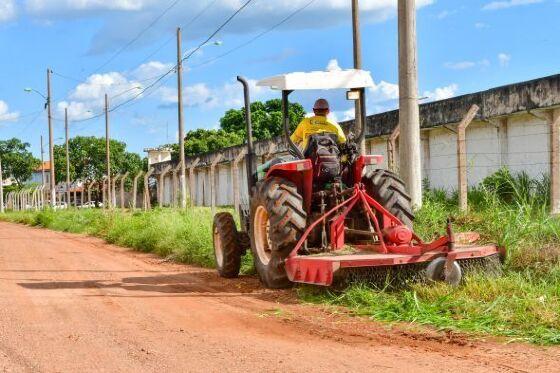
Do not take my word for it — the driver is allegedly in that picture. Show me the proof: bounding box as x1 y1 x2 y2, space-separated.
290 98 347 150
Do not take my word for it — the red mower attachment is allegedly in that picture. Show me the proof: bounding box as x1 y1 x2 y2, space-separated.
284 184 502 286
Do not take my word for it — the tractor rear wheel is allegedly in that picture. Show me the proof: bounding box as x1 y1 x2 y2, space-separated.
362 169 415 228
213 212 243 278
250 177 307 289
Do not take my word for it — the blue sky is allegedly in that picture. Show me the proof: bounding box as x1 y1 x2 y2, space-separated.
0 0 558 157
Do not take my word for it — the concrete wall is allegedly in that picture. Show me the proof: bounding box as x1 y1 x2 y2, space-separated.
150 74 560 206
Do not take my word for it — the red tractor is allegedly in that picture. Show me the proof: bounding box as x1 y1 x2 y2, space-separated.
213 70 503 289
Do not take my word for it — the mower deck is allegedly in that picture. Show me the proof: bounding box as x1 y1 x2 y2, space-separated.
285 244 500 286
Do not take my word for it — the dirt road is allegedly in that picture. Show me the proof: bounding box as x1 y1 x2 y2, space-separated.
0 222 558 372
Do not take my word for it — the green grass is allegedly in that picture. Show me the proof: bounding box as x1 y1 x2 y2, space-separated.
301 170 560 345
1 208 220 268
2 169 560 344
1 207 256 274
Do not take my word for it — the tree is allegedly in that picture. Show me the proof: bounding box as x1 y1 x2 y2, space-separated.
164 99 306 159
0 138 40 186
219 99 305 141
53 136 143 184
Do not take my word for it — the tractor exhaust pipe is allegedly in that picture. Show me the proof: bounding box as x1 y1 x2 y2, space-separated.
237 76 256 195
356 88 367 155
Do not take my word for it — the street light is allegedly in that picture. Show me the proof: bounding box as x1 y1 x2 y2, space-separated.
24 87 47 100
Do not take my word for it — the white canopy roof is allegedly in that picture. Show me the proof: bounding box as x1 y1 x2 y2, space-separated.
256 69 374 91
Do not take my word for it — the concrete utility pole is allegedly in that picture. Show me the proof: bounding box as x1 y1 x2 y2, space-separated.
177 27 187 209
352 0 365 154
105 93 111 209
65 108 71 206
40 135 45 187
47 68 56 207
0 158 4 213
398 0 422 208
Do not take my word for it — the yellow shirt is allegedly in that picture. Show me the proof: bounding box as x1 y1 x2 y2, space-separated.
290 116 347 149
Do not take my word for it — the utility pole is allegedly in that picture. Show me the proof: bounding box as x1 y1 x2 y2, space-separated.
177 27 187 209
0 157 4 213
65 108 71 206
40 135 45 187
398 0 422 208
105 93 111 209
352 0 365 154
47 68 56 207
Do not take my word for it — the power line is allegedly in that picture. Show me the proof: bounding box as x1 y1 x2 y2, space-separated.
181 0 256 63
190 0 317 69
137 0 221 66
16 109 45 137
71 0 257 123
91 0 184 75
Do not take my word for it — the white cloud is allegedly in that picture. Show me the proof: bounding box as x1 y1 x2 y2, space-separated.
423 84 459 101
444 60 490 70
436 10 457 19
57 71 144 120
0 100 19 122
25 0 144 14
326 59 342 72
157 78 270 110
0 0 16 22
444 61 477 70
474 22 489 29
482 0 543 10
22 0 434 53
369 81 399 103
498 53 511 67
132 61 174 81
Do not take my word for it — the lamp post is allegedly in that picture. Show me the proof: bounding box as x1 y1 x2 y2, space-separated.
24 68 55 207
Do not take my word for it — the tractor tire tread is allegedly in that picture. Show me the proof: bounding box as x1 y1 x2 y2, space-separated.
250 177 307 289
213 212 242 278
363 169 415 228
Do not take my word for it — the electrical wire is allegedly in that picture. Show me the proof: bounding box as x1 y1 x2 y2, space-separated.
180 0 256 63
190 0 317 69
52 0 223 89
71 0 257 123
90 0 184 75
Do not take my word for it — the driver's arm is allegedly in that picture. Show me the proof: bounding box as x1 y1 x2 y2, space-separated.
332 122 347 144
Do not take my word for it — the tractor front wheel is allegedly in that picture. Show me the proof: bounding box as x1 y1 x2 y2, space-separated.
250 177 307 289
213 212 243 278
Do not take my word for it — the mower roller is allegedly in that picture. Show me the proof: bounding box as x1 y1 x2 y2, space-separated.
212 70 504 289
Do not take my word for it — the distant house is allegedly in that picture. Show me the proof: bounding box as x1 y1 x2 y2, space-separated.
27 161 51 187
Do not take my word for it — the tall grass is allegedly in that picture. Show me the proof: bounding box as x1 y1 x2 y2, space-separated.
1 208 218 268
302 169 560 344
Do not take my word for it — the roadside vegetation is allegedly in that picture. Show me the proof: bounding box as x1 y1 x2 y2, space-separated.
2 168 559 344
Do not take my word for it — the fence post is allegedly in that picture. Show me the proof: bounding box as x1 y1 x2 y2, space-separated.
188 158 200 207
457 105 480 212
210 153 224 214
171 162 182 208
120 172 129 210
132 171 144 210
112 174 121 209
387 125 400 173
143 168 155 211
549 109 560 215
232 149 247 214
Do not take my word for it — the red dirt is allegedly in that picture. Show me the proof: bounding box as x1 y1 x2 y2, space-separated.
0 221 558 372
